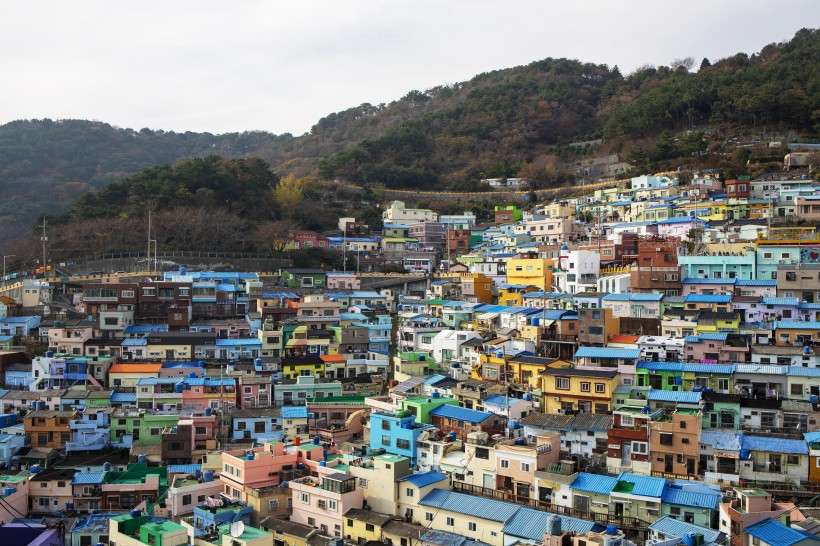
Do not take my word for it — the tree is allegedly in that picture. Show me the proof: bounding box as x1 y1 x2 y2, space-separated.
272 174 312 215
699 57 711 70
671 57 695 72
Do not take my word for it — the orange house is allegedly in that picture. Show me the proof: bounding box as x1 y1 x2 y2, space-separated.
24 410 75 449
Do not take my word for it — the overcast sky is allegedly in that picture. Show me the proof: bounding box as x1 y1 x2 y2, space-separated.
0 1 813 136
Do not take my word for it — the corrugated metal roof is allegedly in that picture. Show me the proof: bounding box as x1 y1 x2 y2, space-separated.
419 489 519 523
602 293 632 301
735 279 776 286
761 297 800 306
735 364 789 375
661 486 721 509
168 464 202 474
742 435 808 454
615 473 666 497
110 392 136 402
649 516 723 543
569 413 613 431
429 404 494 424
684 294 732 303
109 363 162 374
647 390 702 403
682 278 735 284
696 332 730 341
746 518 817 546
397 471 447 488
569 473 617 494
502 507 598 538
281 406 308 419
72 471 106 485
393 377 425 393
699 431 741 451
574 347 640 359
774 321 820 330
630 293 664 301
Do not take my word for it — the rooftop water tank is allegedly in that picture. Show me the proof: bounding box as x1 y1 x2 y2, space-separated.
507 420 521 430
255 358 263 368
247 452 254 461
203 470 214 482
432 392 440 399
418 355 426 361
449 431 457 440
402 422 412 429
810 395 819 404
179 267 187 275
515 438 526 446
175 383 185 393
547 515 561 536
642 406 651 414
693 386 703 393
189 371 198 378
682 534 696 546
130 509 142 518
205 407 213 416
66 502 74 510
36 401 46 410
740 449 751 460
296 463 306 470
522 393 532 401
45 351 54 358
319 461 327 467
137 454 146 464
195 469 202 480
313 436 321 445
103 462 112 472
606 524 618 535
30 464 41 473
281 481 289 488
198 361 206 368
1 487 16 497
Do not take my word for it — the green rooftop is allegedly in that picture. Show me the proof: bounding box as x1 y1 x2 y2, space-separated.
306 395 367 404
217 523 270 542
0 473 29 483
375 453 407 463
612 481 635 494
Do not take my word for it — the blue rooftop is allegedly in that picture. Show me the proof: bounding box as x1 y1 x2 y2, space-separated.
742 435 808 455
574 347 640 359
429 404 494 424
615 472 666 497
647 390 702 403
502 507 600 538
419 489 519 523
281 406 308 419
110 392 136 403
684 294 732 303
662 485 721 509
570 472 617 494
72 472 106 485
650 516 723 543
397 471 447 488
168 464 202 474
745 518 818 546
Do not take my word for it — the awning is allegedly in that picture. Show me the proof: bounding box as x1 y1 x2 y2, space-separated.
477 312 500 320
714 452 739 459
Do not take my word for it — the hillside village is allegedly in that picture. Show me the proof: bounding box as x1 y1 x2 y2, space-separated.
1 167 820 546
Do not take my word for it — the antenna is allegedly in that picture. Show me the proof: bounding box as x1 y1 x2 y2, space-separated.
230 521 245 538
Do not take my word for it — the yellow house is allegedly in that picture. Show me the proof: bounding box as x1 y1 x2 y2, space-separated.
414 489 511 546
542 202 576 219
497 284 540 306
696 312 741 335
343 508 395 543
540 368 620 415
382 520 428 546
505 258 554 291
772 322 820 346
506 354 573 390
108 363 162 389
680 201 728 221
282 360 325 380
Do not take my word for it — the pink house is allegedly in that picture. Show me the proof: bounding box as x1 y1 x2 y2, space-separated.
684 333 750 363
494 433 560 499
681 278 735 296
327 273 361 290
48 324 95 355
181 378 238 411
0 476 28 524
289 473 363 538
238 376 272 408
221 443 299 501
166 473 224 518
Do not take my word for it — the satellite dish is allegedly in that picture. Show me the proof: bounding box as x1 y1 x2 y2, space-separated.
230 521 245 538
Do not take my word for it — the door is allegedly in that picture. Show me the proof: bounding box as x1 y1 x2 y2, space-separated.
482 473 494 489
613 502 624 517
539 486 553 503
622 442 632 463
665 454 673 473
687 458 695 476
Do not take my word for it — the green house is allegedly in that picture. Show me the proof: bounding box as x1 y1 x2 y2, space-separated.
135 414 179 446
281 268 326 289
401 395 460 424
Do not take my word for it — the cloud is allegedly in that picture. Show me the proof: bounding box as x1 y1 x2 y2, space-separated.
0 0 812 134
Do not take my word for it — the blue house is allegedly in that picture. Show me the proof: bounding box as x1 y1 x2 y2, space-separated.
0 432 24 467
745 518 820 546
369 410 432 465
215 338 262 360
4 363 32 387
232 409 281 442
660 480 722 529
0 316 41 337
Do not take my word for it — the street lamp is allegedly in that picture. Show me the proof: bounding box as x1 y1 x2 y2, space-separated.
2 254 15 280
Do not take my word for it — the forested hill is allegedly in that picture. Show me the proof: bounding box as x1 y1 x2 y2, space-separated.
1 28 818 242
0 119 289 240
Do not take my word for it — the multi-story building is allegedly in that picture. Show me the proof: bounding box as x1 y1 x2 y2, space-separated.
631 237 682 295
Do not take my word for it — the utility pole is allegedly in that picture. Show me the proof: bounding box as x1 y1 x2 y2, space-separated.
147 210 152 272
40 215 48 278
342 228 347 273
2 254 15 281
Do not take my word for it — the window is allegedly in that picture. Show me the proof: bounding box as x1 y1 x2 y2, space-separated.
446 517 454 527
426 512 434 522
580 382 591 392
307 517 316 527
396 438 410 450
381 435 390 446
632 441 648 454
358 478 368 488
659 433 673 446
620 415 634 427
595 383 606 393
268 499 279 510
475 447 489 460
500 459 510 469
520 462 530 472
791 384 804 396
328 499 337 511
405 487 414 497
555 377 570 390
182 494 191 505
300 492 309 504
468 522 477 532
